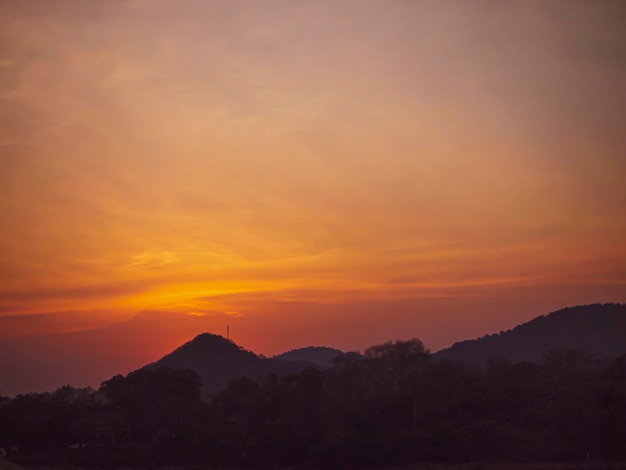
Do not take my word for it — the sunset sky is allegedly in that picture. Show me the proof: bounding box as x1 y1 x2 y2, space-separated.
1 0 625 396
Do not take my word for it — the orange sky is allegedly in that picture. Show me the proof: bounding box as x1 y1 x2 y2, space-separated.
1 0 625 396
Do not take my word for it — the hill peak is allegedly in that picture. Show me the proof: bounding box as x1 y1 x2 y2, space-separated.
145 332 263 396
162 332 255 360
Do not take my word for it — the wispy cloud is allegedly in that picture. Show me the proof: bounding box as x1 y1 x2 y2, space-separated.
122 250 181 270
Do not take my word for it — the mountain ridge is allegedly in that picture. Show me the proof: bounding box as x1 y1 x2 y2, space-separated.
142 303 626 395
435 302 626 365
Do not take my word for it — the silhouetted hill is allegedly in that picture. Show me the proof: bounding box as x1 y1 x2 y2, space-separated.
153 333 261 368
145 333 266 396
273 346 347 367
144 333 322 397
436 303 626 365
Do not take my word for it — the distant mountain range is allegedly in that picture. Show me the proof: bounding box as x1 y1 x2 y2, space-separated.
144 303 626 395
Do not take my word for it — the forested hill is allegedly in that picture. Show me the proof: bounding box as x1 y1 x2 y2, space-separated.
144 333 339 396
144 333 267 396
436 303 626 365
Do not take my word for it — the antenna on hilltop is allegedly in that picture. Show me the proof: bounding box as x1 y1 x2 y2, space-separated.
227 324 230 341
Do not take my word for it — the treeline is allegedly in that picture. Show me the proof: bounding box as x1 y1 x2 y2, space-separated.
1 339 625 468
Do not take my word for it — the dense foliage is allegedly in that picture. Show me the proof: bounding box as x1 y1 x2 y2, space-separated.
1 341 625 467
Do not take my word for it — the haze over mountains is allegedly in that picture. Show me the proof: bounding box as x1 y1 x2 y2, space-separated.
143 303 626 395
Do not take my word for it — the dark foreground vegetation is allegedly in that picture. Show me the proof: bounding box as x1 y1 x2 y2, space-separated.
1 339 626 468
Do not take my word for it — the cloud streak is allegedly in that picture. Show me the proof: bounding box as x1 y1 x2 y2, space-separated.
122 250 181 270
